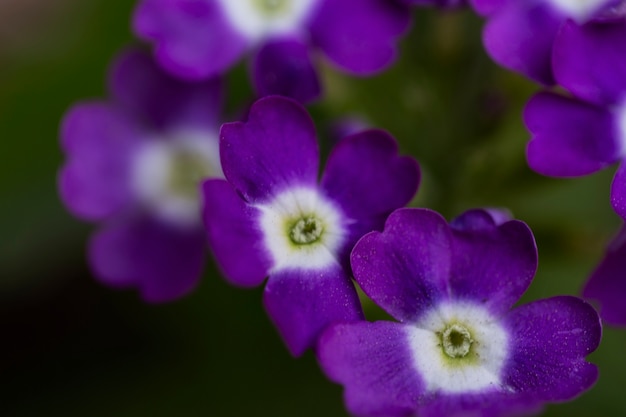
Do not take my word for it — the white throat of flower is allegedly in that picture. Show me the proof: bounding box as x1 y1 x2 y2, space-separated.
257 187 345 272
132 129 222 228
548 0 613 22
406 302 509 394
218 0 318 41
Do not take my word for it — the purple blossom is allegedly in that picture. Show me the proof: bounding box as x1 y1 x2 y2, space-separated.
525 20 626 219
318 208 601 417
583 225 626 326
132 0 411 102
59 49 224 302
477 0 625 84
202 96 420 356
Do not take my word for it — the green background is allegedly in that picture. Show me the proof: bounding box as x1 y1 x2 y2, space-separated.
0 1 624 416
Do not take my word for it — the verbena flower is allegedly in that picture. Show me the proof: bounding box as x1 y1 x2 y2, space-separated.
477 0 625 84
202 96 420 356
59 49 224 302
583 225 626 326
525 20 626 219
132 0 411 102
318 208 601 417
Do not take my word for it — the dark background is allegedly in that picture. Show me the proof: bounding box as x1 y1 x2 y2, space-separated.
0 1 624 416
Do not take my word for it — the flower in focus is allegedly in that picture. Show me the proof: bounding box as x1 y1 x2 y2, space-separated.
59 49 224 302
318 208 601 417
476 0 625 84
202 95 420 356
525 20 626 220
132 0 411 102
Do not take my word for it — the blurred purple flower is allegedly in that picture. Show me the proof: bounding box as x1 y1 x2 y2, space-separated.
59 49 224 302
318 208 601 417
525 20 626 220
583 225 626 326
477 0 625 84
132 0 411 102
202 95 420 356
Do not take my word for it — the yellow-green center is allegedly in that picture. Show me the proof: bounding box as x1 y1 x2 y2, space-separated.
253 0 290 15
168 150 214 200
289 216 324 245
441 324 473 358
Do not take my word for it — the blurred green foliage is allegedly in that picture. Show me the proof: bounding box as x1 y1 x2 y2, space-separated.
0 1 624 416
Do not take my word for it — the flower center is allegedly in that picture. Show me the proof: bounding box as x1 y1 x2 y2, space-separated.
253 0 289 16
407 302 509 393
441 324 473 358
218 0 317 41
257 187 345 271
548 0 613 22
167 149 214 201
290 216 324 245
132 131 222 228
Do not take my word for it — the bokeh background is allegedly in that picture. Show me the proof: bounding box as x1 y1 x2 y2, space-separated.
1 1 625 416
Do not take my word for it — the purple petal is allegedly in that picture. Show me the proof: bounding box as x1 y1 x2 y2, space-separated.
483 1 561 85
583 225 626 325
503 296 601 401
351 208 452 323
448 212 537 315
309 0 411 74
611 162 626 219
133 0 248 80
263 265 363 357
525 92 620 176
470 0 510 16
554 20 626 106
416 392 544 417
317 321 423 417
322 130 420 223
450 208 513 230
321 130 420 265
88 215 206 303
202 179 272 287
109 48 223 130
220 96 319 203
251 38 321 103
58 102 143 221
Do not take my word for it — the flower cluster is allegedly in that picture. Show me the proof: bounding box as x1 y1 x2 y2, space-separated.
56 2 609 417
133 0 411 102
478 0 626 323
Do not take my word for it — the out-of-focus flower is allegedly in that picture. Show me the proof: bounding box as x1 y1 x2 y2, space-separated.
525 20 626 220
202 96 420 356
132 0 411 102
583 225 626 325
59 49 224 302
318 208 601 417
477 0 625 84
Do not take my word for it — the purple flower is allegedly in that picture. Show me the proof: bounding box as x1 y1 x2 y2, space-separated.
59 49 224 302
132 0 411 102
478 0 625 84
583 225 626 326
202 96 420 356
525 20 626 219
318 208 601 417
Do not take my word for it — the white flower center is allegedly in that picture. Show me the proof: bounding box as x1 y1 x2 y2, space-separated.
406 302 509 394
132 129 222 228
257 187 345 271
547 0 613 22
218 0 318 41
